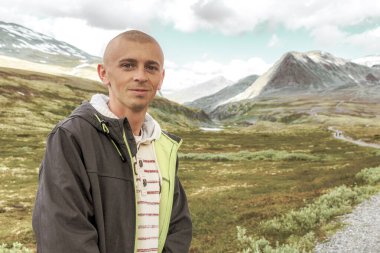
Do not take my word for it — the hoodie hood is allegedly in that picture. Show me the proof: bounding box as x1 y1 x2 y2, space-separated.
90 93 119 119
90 94 161 143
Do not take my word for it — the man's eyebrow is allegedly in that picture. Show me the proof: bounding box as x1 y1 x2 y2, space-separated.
145 60 161 67
119 58 137 64
118 58 161 67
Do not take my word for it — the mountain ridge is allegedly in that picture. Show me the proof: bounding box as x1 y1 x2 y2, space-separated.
225 51 380 104
0 21 99 66
0 20 101 80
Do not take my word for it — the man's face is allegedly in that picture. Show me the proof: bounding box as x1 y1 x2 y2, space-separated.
98 40 164 115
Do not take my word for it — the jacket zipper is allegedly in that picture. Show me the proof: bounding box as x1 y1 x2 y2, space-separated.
122 128 138 253
93 114 126 162
94 114 137 250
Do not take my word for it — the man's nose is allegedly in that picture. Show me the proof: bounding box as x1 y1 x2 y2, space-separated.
133 67 148 82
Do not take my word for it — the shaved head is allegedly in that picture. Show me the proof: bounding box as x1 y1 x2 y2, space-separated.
97 29 165 118
103 30 164 67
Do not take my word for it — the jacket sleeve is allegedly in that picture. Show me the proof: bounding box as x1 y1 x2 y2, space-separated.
163 159 192 253
32 126 100 253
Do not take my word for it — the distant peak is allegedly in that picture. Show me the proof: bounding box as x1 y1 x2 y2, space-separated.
279 50 348 66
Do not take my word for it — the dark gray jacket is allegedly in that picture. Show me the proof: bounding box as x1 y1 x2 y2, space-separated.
32 102 192 253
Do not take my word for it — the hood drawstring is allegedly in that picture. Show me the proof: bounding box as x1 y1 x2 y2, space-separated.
94 114 126 162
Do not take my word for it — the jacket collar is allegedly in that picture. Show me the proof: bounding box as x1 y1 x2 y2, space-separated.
89 94 161 144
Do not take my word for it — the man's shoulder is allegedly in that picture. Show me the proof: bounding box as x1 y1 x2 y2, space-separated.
161 130 181 144
50 116 91 137
51 103 95 135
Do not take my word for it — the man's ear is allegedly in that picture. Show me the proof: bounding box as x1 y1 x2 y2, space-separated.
157 69 165 90
97 64 110 86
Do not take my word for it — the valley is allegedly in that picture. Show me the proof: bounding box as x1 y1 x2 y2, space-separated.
1 21 380 252
1 66 379 252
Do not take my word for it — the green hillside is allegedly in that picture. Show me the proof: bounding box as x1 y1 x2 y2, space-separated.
0 67 210 131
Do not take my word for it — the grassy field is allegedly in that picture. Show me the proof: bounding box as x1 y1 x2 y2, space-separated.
175 123 380 252
1 67 380 252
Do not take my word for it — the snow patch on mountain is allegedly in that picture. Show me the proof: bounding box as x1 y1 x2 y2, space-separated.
0 21 98 65
0 21 101 81
352 55 380 67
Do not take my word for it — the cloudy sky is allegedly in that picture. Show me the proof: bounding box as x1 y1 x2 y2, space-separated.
1 0 380 91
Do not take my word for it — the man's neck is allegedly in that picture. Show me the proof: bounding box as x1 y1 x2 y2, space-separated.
108 103 146 136
127 112 146 136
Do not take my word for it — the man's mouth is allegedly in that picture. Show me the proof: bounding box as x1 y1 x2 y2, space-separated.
128 88 150 95
130 89 147 91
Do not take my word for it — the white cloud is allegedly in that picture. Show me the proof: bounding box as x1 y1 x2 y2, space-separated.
268 34 280 48
1 0 380 55
162 57 271 91
158 0 380 35
310 25 380 54
3 0 380 34
159 0 200 32
311 25 348 47
345 27 380 51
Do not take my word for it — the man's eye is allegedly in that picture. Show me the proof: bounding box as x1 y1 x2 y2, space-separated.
146 65 158 72
121 63 135 69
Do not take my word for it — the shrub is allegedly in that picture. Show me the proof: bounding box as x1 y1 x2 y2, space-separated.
179 150 321 162
237 164 380 253
355 166 380 185
237 226 314 253
0 243 32 253
260 185 376 237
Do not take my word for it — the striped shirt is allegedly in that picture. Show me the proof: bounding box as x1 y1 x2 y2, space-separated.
134 135 161 253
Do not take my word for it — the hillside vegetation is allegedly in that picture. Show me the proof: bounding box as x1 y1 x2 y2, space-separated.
0 67 210 131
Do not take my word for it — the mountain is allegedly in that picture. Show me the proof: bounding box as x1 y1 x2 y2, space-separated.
226 51 380 103
163 76 234 103
0 21 99 65
0 21 100 80
352 55 380 68
185 74 259 113
210 51 380 123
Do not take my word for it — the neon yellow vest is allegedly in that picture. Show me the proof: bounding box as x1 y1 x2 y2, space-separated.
154 132 182 253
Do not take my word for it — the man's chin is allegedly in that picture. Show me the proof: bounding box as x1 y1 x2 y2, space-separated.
130 102 149 113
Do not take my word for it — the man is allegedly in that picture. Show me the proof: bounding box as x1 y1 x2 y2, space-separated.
32 30 192 253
